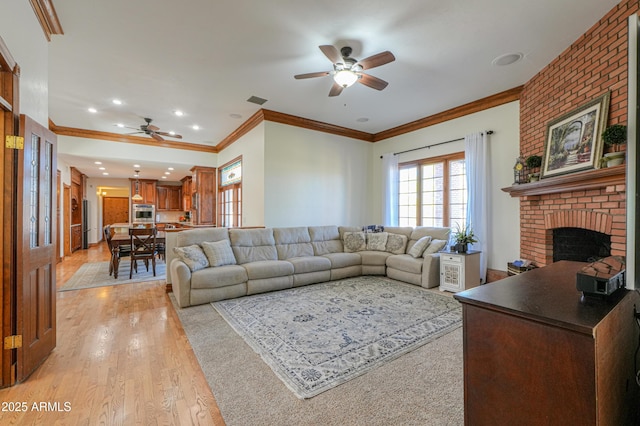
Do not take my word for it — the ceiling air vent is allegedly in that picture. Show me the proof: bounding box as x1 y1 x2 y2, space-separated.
247 95 268 105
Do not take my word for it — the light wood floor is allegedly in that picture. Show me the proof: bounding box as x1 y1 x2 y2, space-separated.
0 243 225 425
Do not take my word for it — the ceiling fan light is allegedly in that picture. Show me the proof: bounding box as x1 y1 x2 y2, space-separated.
334 70 358 88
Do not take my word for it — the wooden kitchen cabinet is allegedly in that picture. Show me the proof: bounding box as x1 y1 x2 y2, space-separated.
454 261 640 425
181 176 192 211
190 166 216 225
130 179 157 204
156 185 182 211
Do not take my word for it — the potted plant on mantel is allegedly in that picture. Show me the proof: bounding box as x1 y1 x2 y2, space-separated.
601 124 627 167
452 223 478 253
525 155 543 182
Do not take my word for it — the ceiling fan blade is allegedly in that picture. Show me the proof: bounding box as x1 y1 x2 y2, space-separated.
146 124 160 132
356 51 395 70
155 131 183 139
319 45 342 64
358 74 389 91
150 132 165 142
294 71 330 79
328 82 344 97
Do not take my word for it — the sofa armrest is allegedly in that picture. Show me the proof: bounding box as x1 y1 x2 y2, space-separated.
421 253 442 288
170 258 192 308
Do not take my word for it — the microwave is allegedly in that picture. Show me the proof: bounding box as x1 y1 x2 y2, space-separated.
133 204 155 224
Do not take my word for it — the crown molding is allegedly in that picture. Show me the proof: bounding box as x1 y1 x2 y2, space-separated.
49 120 217 153
261 109 375 142
215 109 265 152
29 0 64 41
373 86 523 141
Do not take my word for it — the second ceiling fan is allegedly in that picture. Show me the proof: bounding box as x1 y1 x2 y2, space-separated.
295 45 396 97
127 117 183 142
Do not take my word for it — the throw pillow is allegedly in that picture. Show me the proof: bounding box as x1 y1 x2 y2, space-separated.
343 231 366 252
385 233 408 255
366 232 388 251
408 236 432 258
202 239 237 267
424 239 448 255
173 244 209 272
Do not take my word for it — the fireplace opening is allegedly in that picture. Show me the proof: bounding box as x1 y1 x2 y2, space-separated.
552 227 611 263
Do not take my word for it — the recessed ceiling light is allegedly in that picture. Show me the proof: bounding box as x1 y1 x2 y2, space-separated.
164 172 170 175
133 164 140 168
88 107 97 113
161 176 167 179
99 167 105 170
94 161 102 165
112 99 123 105
192 125 200 130
492 52 524 66
174 110 184 117
168 167 174 171
102 172 109 176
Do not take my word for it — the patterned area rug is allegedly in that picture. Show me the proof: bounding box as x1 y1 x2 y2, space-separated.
212 276 461 399
58 260 166 292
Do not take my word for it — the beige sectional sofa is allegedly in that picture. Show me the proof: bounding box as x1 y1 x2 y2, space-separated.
170 225 450 308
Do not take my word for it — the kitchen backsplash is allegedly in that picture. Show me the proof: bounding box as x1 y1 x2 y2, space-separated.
156 211 188 223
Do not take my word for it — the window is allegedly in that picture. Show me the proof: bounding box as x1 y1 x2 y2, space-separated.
218 157 242 227
398 152 466 230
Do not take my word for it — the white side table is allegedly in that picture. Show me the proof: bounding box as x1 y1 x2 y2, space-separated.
439 250 481 292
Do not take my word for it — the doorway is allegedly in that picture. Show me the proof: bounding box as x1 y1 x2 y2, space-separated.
102 197 130 236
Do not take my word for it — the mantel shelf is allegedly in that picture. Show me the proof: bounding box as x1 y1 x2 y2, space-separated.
501 164 626 197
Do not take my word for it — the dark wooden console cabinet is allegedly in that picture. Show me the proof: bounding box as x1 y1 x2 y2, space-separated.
454 261 640 425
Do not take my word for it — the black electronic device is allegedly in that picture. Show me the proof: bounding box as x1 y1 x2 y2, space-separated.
576 256 625 297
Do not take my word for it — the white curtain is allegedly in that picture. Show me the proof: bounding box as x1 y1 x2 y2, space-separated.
381 153 399 226
465 132 490 283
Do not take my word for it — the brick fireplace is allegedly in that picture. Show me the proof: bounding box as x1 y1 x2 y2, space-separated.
509 0 637 269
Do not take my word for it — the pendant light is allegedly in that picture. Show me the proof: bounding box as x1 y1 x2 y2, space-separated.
132 169 143 202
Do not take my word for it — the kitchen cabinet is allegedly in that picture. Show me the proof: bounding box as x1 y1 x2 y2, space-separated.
130 179 157 204
190 166 216 225
181 176 192 211
156 185 182 211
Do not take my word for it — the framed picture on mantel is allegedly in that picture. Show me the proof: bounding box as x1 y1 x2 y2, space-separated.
541 92 610 179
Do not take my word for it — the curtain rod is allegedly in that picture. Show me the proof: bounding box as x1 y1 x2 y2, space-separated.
381 130 494 158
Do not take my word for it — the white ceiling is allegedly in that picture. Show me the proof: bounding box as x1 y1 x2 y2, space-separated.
49 0 619 179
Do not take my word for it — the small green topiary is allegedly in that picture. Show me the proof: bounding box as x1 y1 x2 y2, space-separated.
602 124 627 152
525 155 542 169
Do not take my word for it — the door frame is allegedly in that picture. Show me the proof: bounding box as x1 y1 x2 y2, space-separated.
0 36 20 387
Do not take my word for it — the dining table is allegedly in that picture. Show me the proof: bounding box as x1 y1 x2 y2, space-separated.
110 230 166 279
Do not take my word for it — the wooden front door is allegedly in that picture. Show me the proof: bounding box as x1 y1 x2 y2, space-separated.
16 115 57 382
103 197 130 234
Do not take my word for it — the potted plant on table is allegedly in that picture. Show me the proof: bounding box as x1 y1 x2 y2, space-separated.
525 155 542 182
453 223 478 253
601 124 627 167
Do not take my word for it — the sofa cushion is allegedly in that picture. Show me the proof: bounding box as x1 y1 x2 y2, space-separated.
202 239 237 267
323 252 361 269
385 233 408 254
386 254 423 274
359 250 393 266
230 228 278 264
176 227 230 246
287 256 331 274
424 239 448 255
274 227 314 259
343 231 366 252
173 244 209 272
366 232 388 251
190 265 248 289
242 260 294 280
309 226 343 255
408 236 432 258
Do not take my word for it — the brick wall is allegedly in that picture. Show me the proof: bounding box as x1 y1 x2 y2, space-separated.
517 0 638 266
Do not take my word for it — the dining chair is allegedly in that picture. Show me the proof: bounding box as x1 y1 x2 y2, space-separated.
104 225 131 278
129 226 158 279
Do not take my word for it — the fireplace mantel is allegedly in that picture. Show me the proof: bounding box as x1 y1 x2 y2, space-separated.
501 164 626 198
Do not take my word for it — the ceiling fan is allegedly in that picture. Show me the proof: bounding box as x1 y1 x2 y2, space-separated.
294 45 395 97
126 117 182 142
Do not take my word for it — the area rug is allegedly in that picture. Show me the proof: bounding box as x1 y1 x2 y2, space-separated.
212 276 462 399
58 260 166 292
